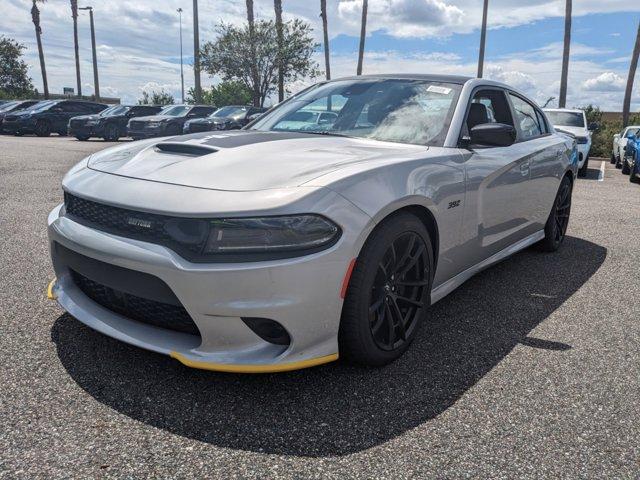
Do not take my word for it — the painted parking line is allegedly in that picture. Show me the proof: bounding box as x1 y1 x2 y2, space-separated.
598 160 605 182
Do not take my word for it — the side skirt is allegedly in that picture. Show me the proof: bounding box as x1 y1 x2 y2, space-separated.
430 230 545 304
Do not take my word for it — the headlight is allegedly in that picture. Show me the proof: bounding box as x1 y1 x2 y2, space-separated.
202 215 340 256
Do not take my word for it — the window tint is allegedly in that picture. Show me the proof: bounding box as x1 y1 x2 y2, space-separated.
190 106 215 116
509 93 543 140
466 89 513 132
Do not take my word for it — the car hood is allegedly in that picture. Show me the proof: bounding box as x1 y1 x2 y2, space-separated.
553 125 587 137
132 115 178 122
87 130 426 191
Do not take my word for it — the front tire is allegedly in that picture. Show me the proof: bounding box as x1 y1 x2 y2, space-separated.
75 135 89 141
537 175 572 252
621 158 631 174
339 213 433 366
610 153 616 164
103 123 120 141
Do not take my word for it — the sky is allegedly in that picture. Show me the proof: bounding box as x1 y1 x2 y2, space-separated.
1 0 639 110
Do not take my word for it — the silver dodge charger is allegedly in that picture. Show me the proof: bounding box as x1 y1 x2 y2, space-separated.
47 75 576 372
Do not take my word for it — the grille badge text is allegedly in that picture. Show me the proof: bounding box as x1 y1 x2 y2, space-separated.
127 217 152 229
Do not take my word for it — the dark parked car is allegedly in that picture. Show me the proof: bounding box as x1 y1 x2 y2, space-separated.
3 100 107 136
126 104 216 140
182 105 267 133
0 100 40 133
68 104 163 141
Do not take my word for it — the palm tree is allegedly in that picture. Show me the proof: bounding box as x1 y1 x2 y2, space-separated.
622 20 640 127
31 0 49 99
274 0 284 102
320 0 330 80
356 0 368 75
193 0 202 103
246 0 260 106
559 0 572 108
477 0 489 78
70 0 81 96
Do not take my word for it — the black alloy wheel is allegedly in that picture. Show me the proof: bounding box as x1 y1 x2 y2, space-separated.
340 212 433 366
35 120 51 137
621 157 631 174
104 123 120 141
368 232 430 351
538 175 572 252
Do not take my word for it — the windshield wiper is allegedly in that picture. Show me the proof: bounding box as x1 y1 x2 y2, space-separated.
301 131 353 138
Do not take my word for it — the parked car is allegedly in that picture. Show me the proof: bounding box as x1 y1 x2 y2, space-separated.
543 108 594 177
183 105 267 133
68 104 163 141
47 74 575 372
126 104 216 140
0 100 40 132
621 132 640 183
612 125 640 166
3 100 107 136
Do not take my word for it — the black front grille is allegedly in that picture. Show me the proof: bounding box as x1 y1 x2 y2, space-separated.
71 269 200 336
70 119 86 127
64 193 206 258
128 120 145 130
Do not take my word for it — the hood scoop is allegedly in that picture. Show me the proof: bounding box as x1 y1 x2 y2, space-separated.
154 142 218 157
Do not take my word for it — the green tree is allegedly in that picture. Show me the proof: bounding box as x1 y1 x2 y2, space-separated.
138 89 175 105
0 36 35 98
187 81 252 106
201 19 319 107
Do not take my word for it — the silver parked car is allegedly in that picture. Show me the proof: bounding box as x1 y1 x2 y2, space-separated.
47 75 576 372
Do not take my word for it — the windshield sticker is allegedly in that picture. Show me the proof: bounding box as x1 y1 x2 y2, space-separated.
426 85 452 95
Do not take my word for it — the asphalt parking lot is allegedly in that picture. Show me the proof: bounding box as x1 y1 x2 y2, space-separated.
1 135 639 478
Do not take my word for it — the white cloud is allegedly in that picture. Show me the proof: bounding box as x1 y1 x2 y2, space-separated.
582 72 626 92
338 0 465 38
485 66 536 91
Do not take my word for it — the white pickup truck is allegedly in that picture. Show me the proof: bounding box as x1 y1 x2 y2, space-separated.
611 125 640 167
544 108 595 177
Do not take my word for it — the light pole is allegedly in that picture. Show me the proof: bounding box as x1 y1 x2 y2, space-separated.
193 0 202 103
177 8 185 103
79 6 99 100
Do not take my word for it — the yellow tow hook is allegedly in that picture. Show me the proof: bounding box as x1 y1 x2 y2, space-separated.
47 278 57 300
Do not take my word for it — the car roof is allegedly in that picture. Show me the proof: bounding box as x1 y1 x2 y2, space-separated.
334 73 473 84
543 108 584 114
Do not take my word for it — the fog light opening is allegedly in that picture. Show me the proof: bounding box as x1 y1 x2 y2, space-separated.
241 317 291 346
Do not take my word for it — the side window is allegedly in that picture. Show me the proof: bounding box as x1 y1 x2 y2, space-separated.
466 89 513 133
535 110 548 134
509 93 543 140
190 107 212 116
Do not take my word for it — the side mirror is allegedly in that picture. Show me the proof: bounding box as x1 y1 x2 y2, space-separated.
588 122 599 131
468 123 516 147
614 133 621 140
247 113 263 122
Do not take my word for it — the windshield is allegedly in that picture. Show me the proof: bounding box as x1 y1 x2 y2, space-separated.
0 101 19 112
212 106 247 118
21 100 58 113
100 105 129 117
545 111 585 128
249 79 462 146
158 105 191 117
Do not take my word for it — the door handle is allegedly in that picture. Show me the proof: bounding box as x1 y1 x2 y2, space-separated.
520 162 530 176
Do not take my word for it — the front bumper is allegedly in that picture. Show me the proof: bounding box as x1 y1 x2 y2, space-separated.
576 142 591 167
127 125 167 139
3 118 35 134
47 190 369 372
68 123 103 137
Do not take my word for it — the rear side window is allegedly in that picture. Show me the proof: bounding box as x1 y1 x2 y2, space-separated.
509 94 543 140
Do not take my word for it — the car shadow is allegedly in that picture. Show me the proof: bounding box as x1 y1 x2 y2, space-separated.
580 162 604 180
52 236 606 457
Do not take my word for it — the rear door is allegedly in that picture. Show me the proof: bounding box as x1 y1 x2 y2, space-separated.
459 88 537 266
508 93 567 229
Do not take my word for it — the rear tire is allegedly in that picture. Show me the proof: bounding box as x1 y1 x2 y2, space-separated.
577 156 589 177
610 153 616 164
339 212 433 366
537 175 572 252
35 120 51 137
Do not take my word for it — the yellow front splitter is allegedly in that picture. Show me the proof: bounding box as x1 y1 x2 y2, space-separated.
47 278 57 300
170 351 339 374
